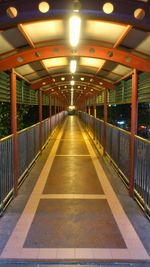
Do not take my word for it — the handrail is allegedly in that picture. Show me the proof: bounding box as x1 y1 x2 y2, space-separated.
0 111 67 215
79 111 150 219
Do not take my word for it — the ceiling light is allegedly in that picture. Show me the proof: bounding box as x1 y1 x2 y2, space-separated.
71 80 75 86
71 87 74 91
84 86 86 90
70 60 77 73
78 85 80 88
69 15 81 47
103 3 114 14
64 86 67 88
134 8 145 20
99 82 103 85
80 77 84 81
42 82 46 85
6 7 18 18
38 2 50 13
61 77 65 81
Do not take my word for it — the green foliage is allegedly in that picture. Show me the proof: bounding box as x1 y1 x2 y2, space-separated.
17 104 30 131
0 102 11 138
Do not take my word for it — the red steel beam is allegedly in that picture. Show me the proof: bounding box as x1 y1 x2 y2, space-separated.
103 90 107 156
129 69 138 197
0 45 150 72
49 95 52 134
11 69 18 197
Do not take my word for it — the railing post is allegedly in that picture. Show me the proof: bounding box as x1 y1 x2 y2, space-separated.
38 89 42 151
49 94 52 134
11 69 18 197
103 90 107 155
130 69 138 197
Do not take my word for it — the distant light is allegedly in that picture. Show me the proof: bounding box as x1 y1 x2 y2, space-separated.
70 60 77 73
117 120 125 125
61 77 65 81
78 85 80 88
6 7 18 18
71 87 74 91
80 77 84 81
71 80 75 86
69 105 75 110
69 15 81 47
38 2 50 13
103 3 114 14
42 82 46 85
99 81 103 85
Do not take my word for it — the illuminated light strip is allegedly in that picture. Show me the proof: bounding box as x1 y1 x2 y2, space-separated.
69 15 81 47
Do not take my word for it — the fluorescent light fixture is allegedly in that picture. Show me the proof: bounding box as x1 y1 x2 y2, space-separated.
70 60 77 73
71 80 75 86
71 91 74 105
69 15 81 47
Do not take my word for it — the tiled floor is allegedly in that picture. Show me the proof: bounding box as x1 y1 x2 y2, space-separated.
0 116 150 262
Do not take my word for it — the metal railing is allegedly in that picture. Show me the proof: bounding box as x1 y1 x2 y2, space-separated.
0 111 67 215
79 111 150 218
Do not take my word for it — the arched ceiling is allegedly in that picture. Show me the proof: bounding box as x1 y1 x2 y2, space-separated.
0 0 150 106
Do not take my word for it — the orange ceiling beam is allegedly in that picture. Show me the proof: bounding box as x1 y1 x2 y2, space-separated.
0 45 150 73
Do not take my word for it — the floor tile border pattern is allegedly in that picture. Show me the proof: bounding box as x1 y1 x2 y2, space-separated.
0 117 149 261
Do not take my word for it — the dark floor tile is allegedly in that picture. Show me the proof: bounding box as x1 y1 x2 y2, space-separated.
43 156 103 194
57 140 89 155
24 199 126 249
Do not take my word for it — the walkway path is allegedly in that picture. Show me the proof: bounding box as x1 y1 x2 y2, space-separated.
0 116 150 263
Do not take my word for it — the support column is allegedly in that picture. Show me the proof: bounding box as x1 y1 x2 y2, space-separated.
103 90 107 155
38 89 42 151
11 69 18 197
88 96 91 129
54 95 56 126
49 94 52 134
129 69 138 197
94 94 97 139
57 97 60 125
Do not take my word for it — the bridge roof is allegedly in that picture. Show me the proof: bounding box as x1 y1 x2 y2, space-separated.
0 0 150 105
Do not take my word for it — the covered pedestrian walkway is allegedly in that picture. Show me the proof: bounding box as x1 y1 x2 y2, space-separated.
0 0 150 266
0 116 150 265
